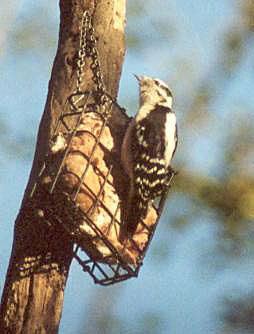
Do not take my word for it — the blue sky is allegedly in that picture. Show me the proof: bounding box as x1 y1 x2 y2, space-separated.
0 1 253 333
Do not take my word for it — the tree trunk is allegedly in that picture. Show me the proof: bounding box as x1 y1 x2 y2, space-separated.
0 1 126 333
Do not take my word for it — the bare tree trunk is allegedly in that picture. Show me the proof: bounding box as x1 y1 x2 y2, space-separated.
0 1 126 333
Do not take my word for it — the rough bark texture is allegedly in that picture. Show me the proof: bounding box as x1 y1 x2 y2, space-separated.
0 1 126 333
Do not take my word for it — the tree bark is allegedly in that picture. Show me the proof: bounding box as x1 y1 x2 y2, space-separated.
0 1 126 333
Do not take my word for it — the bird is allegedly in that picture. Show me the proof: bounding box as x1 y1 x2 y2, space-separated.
120 75 178 239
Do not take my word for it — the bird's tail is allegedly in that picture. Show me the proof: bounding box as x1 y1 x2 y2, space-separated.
120 191 148 241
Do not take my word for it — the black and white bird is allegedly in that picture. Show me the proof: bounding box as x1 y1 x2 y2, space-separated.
121 75 178 239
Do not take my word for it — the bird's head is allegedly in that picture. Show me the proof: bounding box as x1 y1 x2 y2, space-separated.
134 75 173 109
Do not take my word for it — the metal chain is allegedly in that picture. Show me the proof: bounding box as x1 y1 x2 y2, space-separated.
76 11 90 93
74 10 112 117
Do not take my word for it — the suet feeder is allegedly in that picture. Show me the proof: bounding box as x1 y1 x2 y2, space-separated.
27 88 174 286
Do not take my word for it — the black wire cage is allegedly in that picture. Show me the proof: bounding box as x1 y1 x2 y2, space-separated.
27 92 175 286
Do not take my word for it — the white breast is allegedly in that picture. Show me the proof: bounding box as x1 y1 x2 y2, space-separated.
164 112 177 167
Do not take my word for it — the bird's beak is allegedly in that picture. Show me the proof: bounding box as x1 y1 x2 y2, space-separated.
134 74 141 81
